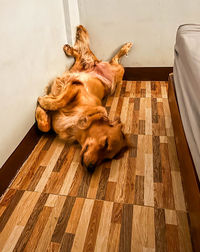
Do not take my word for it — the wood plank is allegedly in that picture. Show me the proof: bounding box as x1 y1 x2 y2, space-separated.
132 205 155 251
60 233 74 252
51 196 76 243
161 84 168 99
165 224 180 252
94 201 113 252
107 223 121 252
136 135 145 176
165 116 174 136
45 194 58 207
115 97 123 119
39 137 61 166
46 242 60 252
154 208 167 252
13 193 48 252
129 135 138 158
0 191 41 251
43 146 77 194
176 211 193 252
154 182 164 209
119 204 133 252
0 206 6 218
35 195 66 252
66 197 85 234
96 166 110 200
167 136 180 171
171 171 186 211
28 166 46 191
145 106 152 135
160 143 175 209
10 137 47 190
0 124 43 196
165 209 177 225
111 202 123 224
146 81 151 98
115 153 128 203
35 138 65 192
120 97 129 124
134 175 144 205
68 164 85 197
83 200 103 252
160 136 168 144
24 206 52 251
124 101 134 134
124 158 136 204
0 190 24 232
71 199 94 252
59 161 79 195
144 154 154 207
130 81 136 97
109 97 119 121
2 225 24 252
105 181 116 201
0 188 16 207
52 143 69 172
77 169 93 198
153 136 162 183
108 159 120 182
138 120 145 135
132 110 139 134
87 165 103 199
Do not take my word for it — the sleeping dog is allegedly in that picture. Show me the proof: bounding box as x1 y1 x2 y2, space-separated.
36 25 132 172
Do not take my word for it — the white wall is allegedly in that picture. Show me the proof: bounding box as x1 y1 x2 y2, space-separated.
0 0 69 167
78 0 200 66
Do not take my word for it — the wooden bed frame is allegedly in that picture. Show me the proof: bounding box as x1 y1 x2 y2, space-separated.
168 73 200 252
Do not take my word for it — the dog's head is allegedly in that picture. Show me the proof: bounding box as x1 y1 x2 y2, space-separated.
80 117 130 173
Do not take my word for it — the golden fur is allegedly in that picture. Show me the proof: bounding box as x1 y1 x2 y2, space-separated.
36 25 132 172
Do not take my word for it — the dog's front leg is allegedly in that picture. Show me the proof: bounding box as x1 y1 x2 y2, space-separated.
38 85 79 111
35 105 51 132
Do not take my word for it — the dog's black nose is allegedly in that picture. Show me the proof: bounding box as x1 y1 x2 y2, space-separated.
87 163 95 173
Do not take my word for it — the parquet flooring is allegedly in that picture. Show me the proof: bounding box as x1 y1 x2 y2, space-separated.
0 81 193 251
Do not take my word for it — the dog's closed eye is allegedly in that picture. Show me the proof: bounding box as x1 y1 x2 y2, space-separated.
104 137 109 149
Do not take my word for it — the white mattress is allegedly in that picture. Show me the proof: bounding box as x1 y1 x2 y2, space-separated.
174 24 200 180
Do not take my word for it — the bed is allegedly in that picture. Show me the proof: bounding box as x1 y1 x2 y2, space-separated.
169 24 200 251
173 24 200 180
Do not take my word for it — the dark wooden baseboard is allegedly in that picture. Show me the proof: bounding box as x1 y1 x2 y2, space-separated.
168 73 200 252
0 123 43 197
124 67 173 81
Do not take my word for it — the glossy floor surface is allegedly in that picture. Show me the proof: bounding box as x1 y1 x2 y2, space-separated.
0 81 193 251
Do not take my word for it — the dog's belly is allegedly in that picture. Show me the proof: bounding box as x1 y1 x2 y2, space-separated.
90 62 115 94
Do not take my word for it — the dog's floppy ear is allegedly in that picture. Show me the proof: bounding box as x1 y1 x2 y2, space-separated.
114 133 132 159
77 112 106 130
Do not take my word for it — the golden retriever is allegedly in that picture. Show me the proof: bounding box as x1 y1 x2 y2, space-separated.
36 25 132 172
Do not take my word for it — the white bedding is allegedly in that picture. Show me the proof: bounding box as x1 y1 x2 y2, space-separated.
174 24 200 180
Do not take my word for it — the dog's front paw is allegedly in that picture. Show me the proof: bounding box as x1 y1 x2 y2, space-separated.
63 44 73 56
38 96 50 110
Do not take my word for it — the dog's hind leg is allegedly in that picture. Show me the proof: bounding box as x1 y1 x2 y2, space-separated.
35 105 51 132
110 42 133 64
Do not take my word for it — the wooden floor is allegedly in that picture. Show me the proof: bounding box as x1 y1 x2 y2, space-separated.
0 81 193 252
